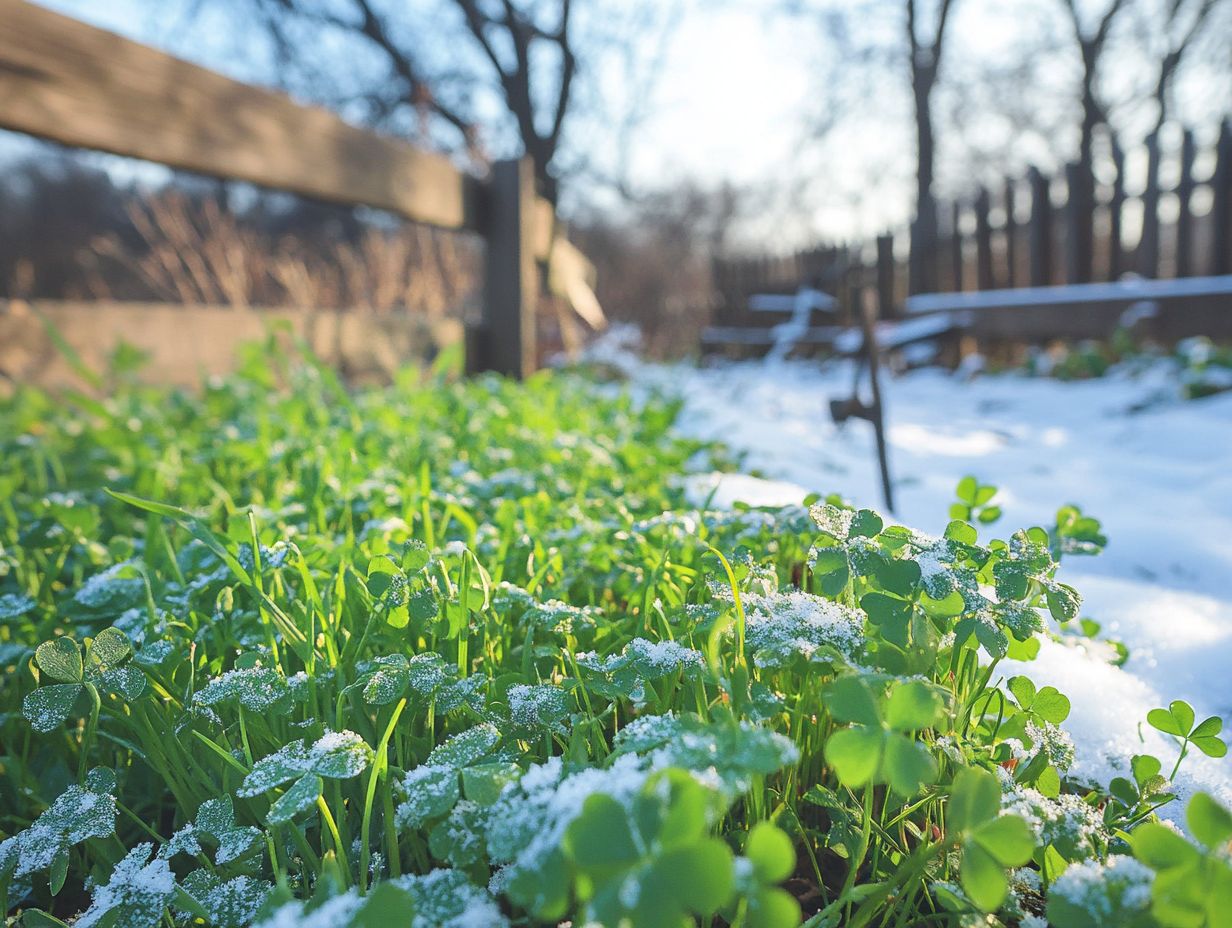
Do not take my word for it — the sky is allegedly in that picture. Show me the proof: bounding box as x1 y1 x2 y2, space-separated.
8 0 1232 249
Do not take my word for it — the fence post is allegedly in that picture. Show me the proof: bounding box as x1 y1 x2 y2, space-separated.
1028 166 1052 286
950 200 964 292
1138 131 1161 278
1176 128 1197 278
876 234 896 318
1108 142 1126 280
974 187 993 290
1213 120 1232 276
471 157 538 378
1065 162 1093 283
1003 177 1017 288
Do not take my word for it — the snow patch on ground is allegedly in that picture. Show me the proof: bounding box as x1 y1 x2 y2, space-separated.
619 348 1232 817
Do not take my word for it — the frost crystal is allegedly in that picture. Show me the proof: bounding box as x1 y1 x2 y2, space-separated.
0 592 35 620
194 665 291 711
1001 781 1105 858
392 869 509 927
76 842 177 928
194 796 263 865
180 871 273 928
507 683 571 735
396 765 460 830
742 590 865 667
0 782 117 877
1050 855 1153 924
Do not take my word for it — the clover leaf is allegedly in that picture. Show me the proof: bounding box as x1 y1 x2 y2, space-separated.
825 677 946 796
948 767 1034 911
563 769 737 928
237 731 373 825
23 629 144 733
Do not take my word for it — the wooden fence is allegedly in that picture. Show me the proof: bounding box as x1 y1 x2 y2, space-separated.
0 0 599 379
713 124 1232 333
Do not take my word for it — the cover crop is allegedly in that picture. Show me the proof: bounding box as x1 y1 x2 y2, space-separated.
0 345 1228 927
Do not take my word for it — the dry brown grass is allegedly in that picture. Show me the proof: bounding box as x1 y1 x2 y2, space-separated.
88 190 480 315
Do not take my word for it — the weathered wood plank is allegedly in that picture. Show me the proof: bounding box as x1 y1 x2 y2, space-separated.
0 0 482 230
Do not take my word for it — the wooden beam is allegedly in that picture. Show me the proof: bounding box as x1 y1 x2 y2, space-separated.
0 0 482 230
474 158 538 378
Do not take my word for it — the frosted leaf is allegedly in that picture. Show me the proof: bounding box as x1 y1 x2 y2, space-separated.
86 766 118 795
76 842 176 928
254 892 363 928
528 600 601 636
406 652 453 697
5 783 117 877
267 774 323 825
195 665 291 712
392 868 509 928
0 592 35 619
643 719 800 796
252 884 418 928
238 731 371 799
485 754 652 894
307 730 374 778
742 590 865 668
426 723 501 769
993 531 1055 601
237 542 290 572
1001 781 1105 858
576 638 704 682
396 765 459 829
436 675 487 715
180 871 273 928
22 682 82 732
995 601 1045 640
809 503 855 539
157 824 201 860
133 640 176 668
362 655 409 705
906 538 971 600
74 563 145 613
612 713 684 754
1024 721 1076 772
507 684 571 736
236 742 312 797
96 665 147 700
1048 855 1153 923
194 797 262 865
428 799 488 867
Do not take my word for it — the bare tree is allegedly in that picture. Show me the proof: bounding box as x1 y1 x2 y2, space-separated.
245 0 579 190
905 0 957 293
1057 0 1133 281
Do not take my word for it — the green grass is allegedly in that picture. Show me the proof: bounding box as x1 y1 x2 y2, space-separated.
0 343 1229 927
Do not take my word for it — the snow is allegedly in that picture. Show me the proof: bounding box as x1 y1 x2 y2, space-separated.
617 347 1232 816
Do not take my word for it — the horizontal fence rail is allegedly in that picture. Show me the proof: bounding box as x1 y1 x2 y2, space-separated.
0 0 601 378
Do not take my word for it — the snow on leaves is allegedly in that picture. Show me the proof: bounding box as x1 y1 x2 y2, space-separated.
395 724 502 831
237 731 372 825
507 684 571 736
194 796 262 866
575 638 704 705
742 590 866 668
194 665 293 712
392 868 509 927
22 628 145 732
180 871 273 928
0 776 117 880
75 842 177 928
